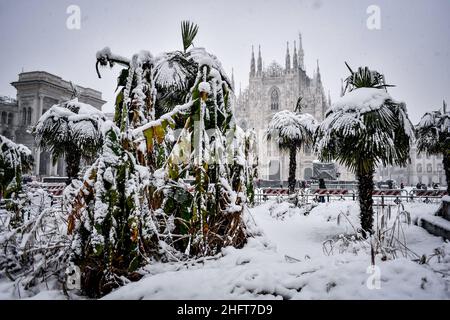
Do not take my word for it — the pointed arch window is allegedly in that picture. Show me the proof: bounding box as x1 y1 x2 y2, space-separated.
22 108 27 125
27 107 32 125
270 88 279 110
7 113 13 125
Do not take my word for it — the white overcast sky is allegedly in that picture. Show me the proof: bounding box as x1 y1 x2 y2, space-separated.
0 0 449 123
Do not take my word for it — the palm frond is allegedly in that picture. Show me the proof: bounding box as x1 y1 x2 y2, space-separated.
343 63 395 94
181 21 199 53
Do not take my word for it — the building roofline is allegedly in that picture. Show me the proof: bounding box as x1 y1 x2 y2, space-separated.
10 70 106 105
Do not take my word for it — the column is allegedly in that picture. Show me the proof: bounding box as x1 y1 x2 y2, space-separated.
38 94 44 122
50 156 58 176
34 147 40 176
46 155 52 177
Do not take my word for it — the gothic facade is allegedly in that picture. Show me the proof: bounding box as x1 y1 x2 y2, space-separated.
235 34 354 182
0 71 106 177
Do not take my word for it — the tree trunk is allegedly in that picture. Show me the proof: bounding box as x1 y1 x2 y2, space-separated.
288 145 297 194
443 152 450 194
65 151 81 184
356 167 375 238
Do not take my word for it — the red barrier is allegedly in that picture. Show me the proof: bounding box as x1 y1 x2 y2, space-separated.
45 185 65 196
372 189 402 196
27 183 66 196
263 188 289 195
413 190 447 197
313 189 349 195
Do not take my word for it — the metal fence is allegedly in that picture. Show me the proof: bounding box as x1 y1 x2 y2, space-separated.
255 188 447 206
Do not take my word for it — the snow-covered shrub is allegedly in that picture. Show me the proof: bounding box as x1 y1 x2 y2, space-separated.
66 21 252 297
323 204 417 264
0 187 70 295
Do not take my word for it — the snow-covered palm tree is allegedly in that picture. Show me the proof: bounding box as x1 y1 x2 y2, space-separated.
33 98 105 183
416 100 450 193
96 21 232 120
267 105 316 194
315 64 413 237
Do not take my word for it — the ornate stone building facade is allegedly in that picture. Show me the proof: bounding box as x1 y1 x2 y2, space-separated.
0 71 106 177
377 145 445 187
235 34 353 182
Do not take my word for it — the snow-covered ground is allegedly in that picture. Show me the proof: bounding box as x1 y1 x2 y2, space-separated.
1 200 449 299
103 200 449 300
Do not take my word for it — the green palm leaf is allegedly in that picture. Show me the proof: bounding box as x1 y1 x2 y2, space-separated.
181 21 199 53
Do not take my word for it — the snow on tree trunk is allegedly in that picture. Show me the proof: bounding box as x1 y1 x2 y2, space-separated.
288 145 296 194
356 168 375 237
65 149 81 183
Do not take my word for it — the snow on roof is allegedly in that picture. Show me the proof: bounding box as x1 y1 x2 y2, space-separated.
0 95 17 104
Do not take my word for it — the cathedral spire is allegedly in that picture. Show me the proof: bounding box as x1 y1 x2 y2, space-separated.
292 40 298 72
285 41 291 72
298 32 304 70
257 45 262 76
250 45 255 78
231 68 235 90
316 59 321 83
